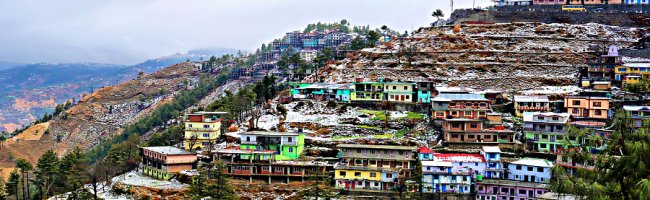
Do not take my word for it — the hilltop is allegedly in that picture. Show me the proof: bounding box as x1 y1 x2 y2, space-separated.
315 23 646 91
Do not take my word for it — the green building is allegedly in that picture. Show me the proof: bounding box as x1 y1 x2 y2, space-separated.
523 112 573 153
239 131 305 160
351 82 385 101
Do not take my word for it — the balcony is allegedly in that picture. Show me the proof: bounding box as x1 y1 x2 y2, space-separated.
516 106 548 111
185 127 218 132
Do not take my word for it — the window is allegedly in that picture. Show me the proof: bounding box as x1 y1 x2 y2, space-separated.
542 135 548 139
203 125 210 128
374 182 379 186
465 111 472 116
595 110 602 116
593 102 602 107
189 124 193 128
479 111 486 115
370 173 377 177
384 150 388 154
537 116 544 120
339 171 346 176
289 147 293 153
370 150 375 154
436 112 444 117
527 166 533 171
452 135 459 138
246 136 250 142
539 125 546 129
386 173 393 178
390 95 394 99
355 172 361 177
540 144 547 148
519 189 526 194
406 95 410 99
469 135 475 139
466 103 472 107
399 151 404 155
203 133 210 138
502 188 508 193
437 102 443 106
572 108 579 114
471 123 478 128
288 137 292 142
480 103 486 107
450 102 456 106
452 123 460 128
537 167 544 172
393 86 396 90
572 100 581 106
516 165 522 170
427 167 431 171
357 149 361 153
404 86 408 90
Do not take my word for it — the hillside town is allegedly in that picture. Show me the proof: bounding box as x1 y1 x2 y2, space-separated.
0 1 649 200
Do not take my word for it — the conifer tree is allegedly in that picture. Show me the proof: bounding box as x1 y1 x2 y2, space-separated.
35 150 59 199
15 158 32 200
6 170 21 200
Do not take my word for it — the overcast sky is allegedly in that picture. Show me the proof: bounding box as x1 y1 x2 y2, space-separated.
0 0 493 65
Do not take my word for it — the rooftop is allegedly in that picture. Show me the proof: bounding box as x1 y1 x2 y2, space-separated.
417 146 434 154
565 96 610 100
336 144 418 151
623 105 650 111
434 153 486 163
240 131 301 136
142 146 195 155
188 111 228 115
481 146 501 153
513 95 549 103
477 179 548 189
435 86 475 93
422 161 453 167
523 112 571 123
623 63 650 68
510 157 553 168
432 93 488 102
213 148 277 154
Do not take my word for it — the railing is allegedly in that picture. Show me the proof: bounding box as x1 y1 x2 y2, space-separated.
334 164 402 172
516 106 548 111
185 127 218 132
241 141 258 145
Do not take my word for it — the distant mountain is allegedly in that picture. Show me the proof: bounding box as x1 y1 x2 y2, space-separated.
0 60 27 71
0 47 239 133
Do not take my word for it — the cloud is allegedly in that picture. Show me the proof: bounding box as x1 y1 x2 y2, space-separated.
0 0 493 65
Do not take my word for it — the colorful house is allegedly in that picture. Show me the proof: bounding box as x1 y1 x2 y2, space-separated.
480 146 503 179
442 118 516 146
383 82 415 103
623 105 650 128
564 96 610 120
421 160 473 194
506 158 553 183
416 81 436 103
431 94 490 120
213 148 327 184
351 82 385 102
141 146 197 180
334 144 417 192
476 179 549 200
523 112 573 153
584 49 622 81
183 111 226 151
513 95 550 117
615 63 650 88
239 131 305 160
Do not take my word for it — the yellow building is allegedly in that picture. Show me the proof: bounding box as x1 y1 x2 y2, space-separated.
183 111 226 150
334 144 416 192
615 63 650 88
384 82 415 103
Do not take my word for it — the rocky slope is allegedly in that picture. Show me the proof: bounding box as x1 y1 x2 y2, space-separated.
316 23 646 91
0 62 203 167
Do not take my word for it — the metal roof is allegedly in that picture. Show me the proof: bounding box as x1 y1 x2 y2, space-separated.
510 157 553 168
523 112 571 123
422 161 453 167
481 146 501 153
336 144 417 151
240 131 301 136
142 146 195 155
432 93 488 102
623 105 650 111
513 95 549 103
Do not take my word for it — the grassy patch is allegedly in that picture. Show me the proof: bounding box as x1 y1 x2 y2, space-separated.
395 129 408 138
372 134 393 139
332 135 362 141
359 110 387 121
356 125 382 130
406 112 425 120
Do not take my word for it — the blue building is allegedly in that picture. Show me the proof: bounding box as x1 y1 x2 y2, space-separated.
506 158 553 183
480 146 503 179
422 160 473 194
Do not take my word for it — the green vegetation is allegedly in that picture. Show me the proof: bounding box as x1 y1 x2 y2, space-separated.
356 124 381 131
406 112 425 120
359 110 387 121
395 129 408 138
189 162 236 200
549 110 650 199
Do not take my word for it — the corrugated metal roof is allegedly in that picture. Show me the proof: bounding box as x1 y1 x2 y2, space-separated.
514 95 549 103
510 157 553 168
431 93 488 101
142 146 194 155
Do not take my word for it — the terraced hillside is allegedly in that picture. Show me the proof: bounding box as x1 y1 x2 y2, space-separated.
317 23 646 91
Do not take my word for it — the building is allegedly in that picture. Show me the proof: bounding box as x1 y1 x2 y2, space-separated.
532 0 564 5
384 82 416 103
299 49 318 62
480 146 503 179
494 0 533 6
564 96 610 120
623 105 650 128
513 95 551 117
615 63 650 88
239 131 305 160
506 158 553 183
334 144 417 192
625 0 649 4
213 148 327 184
183 111 226 150
432 94 490 120
141 146 197 180
351 81 385 102
564 0 623 4
292 83 353 102
476 179 549 200
523 112 573 153
416 81 437 103
584 47 622 82
421 160 473 194
591 81 612 90
442 119 516 146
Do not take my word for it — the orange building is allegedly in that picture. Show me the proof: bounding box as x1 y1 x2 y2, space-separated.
141 146 197 180
564 96 610 120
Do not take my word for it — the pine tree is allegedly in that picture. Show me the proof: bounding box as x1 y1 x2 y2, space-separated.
6 170 20 200
550 110 650 199
35 150 59 199
190 162 236 199
15 158 32 200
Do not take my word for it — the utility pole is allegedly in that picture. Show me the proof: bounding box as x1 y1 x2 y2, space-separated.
450 0 454 12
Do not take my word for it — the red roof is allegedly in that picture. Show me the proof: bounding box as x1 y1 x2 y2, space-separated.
417 146 434 154
434 153 486 163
